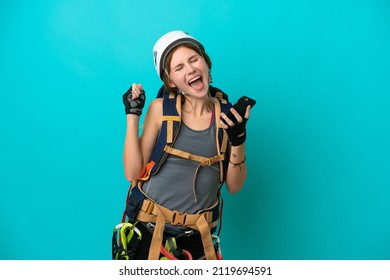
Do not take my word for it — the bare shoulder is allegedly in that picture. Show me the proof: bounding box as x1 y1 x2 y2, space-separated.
149 98 163 112
148 98 163 119
144 98 163 130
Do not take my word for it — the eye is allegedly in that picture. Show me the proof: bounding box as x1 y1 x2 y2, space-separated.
174 65 183 72
190 56 199 63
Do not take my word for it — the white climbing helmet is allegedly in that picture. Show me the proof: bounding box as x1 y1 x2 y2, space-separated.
153 30 204 80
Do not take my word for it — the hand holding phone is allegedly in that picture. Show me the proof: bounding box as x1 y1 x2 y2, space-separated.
223 95 256 123
220 95 255 146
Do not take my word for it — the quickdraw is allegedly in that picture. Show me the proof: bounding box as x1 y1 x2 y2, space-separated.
112 222 142 260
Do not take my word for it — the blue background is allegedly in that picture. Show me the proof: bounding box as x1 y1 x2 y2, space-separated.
1 0 389 260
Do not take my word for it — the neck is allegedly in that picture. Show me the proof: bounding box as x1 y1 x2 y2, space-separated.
182 94 213 116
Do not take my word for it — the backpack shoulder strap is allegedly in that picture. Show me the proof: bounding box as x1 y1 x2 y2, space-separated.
209 85 232 113
150 87 181 174
209 85 232 182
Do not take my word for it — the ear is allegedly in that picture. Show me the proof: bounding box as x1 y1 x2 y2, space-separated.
168 78 176 88
164 69 176 88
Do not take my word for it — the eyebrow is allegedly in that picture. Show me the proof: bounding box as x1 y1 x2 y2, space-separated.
172 54 199 70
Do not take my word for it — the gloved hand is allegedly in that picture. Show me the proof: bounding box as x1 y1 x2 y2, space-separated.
225 117 248 146
122 86 146 116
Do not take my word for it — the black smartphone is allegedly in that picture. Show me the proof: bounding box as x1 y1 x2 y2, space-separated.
223 96 256 123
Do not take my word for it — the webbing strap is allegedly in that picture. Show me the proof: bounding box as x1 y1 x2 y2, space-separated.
196 214 217 260
212 97 228 182
137 199 218 229
164 146 225 166
137 199 218 260
214 90 228 105
162 116 181 144
161 116 181 121
147 206 165 260
165 94 182 144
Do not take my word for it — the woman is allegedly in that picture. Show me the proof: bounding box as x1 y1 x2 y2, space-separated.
121 30 252 260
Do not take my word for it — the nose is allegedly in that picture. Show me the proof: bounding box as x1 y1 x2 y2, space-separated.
185 63 196 75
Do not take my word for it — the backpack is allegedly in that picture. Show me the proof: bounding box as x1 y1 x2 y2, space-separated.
116 85 232 260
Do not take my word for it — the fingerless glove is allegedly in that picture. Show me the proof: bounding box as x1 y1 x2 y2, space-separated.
122 88 146 116
226 117 248 146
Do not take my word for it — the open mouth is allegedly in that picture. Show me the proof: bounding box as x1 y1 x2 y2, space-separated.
188 76 204 90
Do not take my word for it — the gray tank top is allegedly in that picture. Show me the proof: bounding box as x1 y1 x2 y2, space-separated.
143 118 220 214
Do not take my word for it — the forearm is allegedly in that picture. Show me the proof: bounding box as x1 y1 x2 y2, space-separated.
225 143 247 193
123 114 144 181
